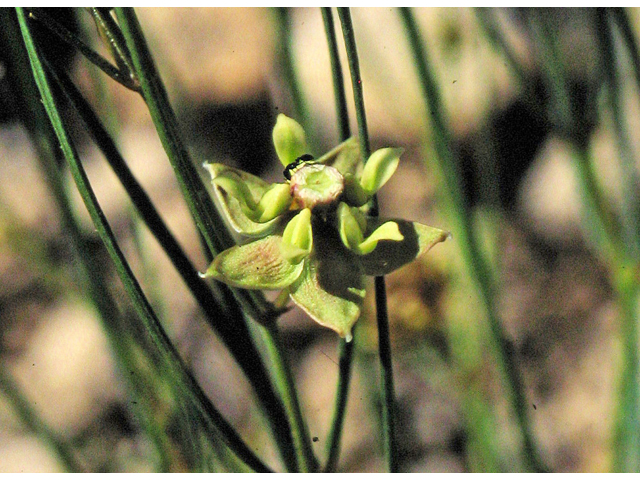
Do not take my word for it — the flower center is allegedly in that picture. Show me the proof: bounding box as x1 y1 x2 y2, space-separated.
290 164 344 209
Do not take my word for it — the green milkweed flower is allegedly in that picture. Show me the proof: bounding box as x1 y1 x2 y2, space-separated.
201 114 448 340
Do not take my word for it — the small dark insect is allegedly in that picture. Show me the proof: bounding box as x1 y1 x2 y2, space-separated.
284 154 315 180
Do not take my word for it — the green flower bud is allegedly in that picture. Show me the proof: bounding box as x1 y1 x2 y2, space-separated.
290 164 344 210
360 147 403 196
213 171 292 223
254 183 293 222
338 202 404 255
281 208 313 263
343 173 369 207
273 114 308 167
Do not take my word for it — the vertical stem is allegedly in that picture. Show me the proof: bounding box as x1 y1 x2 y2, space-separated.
321 7 355 472
263 325 317 472
337 7 398 472
274 7 317 148
113 9 298 471
399 7 545 472
321 7 350 142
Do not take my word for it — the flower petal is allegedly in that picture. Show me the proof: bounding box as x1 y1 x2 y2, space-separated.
290 233 366 340
202 236 303 290
357 218 449 276
204 163 281 237
273 114 308 167
360 148 402 196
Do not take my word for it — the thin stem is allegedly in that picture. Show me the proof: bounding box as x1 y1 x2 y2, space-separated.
399 7 545 472
274 7 316 147
18 7 271 472
595 9 640 259
263 325 318 473
321 7 350 142
321 7 355 472
5 8 174 470
337 7 398 472
113 8 298 471
25 7 139 91
473 8 529 90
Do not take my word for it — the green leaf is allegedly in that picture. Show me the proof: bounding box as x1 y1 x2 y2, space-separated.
203 236 304 290
204 163 281 237
357 218 448 276
290 231 366 339
273 114 308 167
360 147 402 196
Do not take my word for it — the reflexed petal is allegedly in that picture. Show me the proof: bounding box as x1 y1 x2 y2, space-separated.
357 218 448 276
360 148 402 196
204 163 281 237
357 221 403 255
202 236 303 289
290 253 365 340
273 114 308 167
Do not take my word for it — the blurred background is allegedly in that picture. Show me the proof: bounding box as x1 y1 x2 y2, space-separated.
0 7 639 472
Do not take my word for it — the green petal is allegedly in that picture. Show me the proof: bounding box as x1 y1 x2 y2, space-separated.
202 236 303 290
357 221 403 255
204 163 281 237
281 208 313 263
290 234 366 340
273 114 308 167
357 218 449 276
360 147 402 196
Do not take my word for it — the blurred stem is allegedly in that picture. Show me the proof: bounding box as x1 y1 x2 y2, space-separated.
0 369 82 472
595 9 640 259
263 325 317 472
474 8 529 89
113 8 298 471
573 142 640 472
399 7 545 472
337 7 398 473
274 7 317 150
321 7 354 472
18 7 272 472
7 8 174 471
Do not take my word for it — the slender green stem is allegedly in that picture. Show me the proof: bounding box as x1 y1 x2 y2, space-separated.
572 141 640 472
321 7 350 142
337 7 398 472
113 8 298 470
595 9 640 259
4 8 175 471
274 7 316 147
18 8 271 472
263 325 317 472
324 334 355 472
474 8 529 90
0 368 83 472
399 7 545 472
25 7 139 91
321 7 355 472
87 7 140 88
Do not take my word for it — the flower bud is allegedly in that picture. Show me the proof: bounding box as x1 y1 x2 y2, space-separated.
360 147 403 196
281 208 313 263
273 114 308 167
